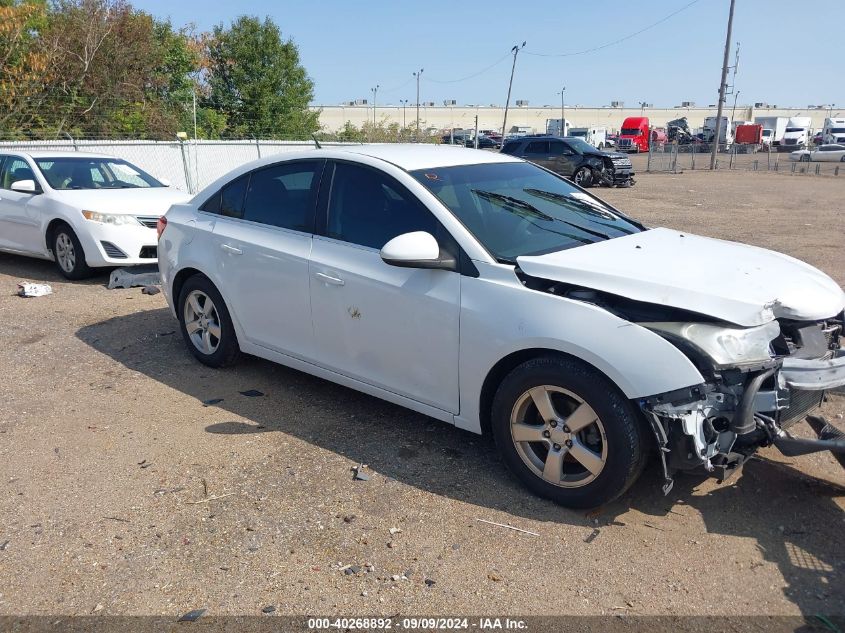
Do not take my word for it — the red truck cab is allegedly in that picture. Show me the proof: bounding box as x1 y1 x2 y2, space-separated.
617 117 650 153
735 124 763 145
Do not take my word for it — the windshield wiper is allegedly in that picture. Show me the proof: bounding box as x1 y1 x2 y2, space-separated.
471 189 554 221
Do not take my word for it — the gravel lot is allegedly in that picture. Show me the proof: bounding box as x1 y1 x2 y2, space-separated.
0 169 843 620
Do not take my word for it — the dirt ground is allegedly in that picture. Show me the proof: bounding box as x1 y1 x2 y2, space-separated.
0 170 843 620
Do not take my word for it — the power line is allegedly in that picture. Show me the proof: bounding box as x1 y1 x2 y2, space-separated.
524 0 701 58
423 51 513 84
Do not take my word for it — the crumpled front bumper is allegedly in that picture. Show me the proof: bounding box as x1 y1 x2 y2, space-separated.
780 349 845 392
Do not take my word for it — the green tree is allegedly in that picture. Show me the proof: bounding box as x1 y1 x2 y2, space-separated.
206 15 318 139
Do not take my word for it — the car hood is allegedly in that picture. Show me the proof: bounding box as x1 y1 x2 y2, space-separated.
51 187 192 215
516 227 845 327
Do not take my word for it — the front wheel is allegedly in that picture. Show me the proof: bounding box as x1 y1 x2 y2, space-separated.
178 275 240 367
573 167 594 187
491 355 646 508
52 223 93 280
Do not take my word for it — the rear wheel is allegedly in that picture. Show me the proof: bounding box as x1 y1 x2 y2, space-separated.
177 275 240 367
52 223 93 280
573 167 593 187
491 355 646 508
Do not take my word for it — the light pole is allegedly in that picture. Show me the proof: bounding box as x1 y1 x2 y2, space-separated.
413 68 424 140
730 89 741 124
639 101 647 113
557 86 566 136
501 42 526 142
371 84 379 127
400 99 408 129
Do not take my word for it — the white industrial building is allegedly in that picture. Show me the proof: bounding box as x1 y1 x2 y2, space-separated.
314 103 839 135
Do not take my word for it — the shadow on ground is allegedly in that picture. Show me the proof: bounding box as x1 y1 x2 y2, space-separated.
76 306 845 616
0 252 112 286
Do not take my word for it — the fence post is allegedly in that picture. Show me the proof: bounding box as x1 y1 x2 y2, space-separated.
646 146 652 172
729 144 734 169
254 137 261 158
63 132 78 151
177 139 193 193
691 146 695 170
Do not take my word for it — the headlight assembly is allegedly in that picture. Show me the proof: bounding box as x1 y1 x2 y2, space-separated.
641 320 780 367
81 210 142 226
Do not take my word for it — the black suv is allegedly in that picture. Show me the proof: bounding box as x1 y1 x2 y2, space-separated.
501 136 635 187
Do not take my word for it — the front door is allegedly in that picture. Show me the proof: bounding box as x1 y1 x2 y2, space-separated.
309 161 461 413
548 140 579 176
0 156 43 253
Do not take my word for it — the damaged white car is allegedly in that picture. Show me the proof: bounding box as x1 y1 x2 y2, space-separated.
159 145 845 508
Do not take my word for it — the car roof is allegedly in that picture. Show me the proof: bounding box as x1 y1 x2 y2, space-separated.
3 150 118 160
334 143 520 170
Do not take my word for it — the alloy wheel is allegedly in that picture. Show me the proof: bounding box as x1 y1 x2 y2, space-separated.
55 233 76 273
509 385 608 488
183 290 222 355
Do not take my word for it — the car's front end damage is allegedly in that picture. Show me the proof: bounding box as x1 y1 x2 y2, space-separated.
640 315 845 492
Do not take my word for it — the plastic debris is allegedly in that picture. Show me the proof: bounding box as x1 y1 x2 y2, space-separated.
476 518 539 536
239 389 264 397
178 608 206 622
202 398 224 407
108 265 160 289
261 606 276 614
425 578 436 587
352 464 370 481
141 285 161 295
17 282 52 298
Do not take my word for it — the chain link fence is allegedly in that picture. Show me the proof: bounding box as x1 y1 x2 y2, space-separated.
645 143 845 176
0 139 356 194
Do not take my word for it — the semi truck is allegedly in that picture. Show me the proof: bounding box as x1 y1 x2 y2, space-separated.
616 117 649 152
545 119 570 137
754 116 788 148
781 116 812 150
822 117 845 144
703 116 733 145
568 126 609 149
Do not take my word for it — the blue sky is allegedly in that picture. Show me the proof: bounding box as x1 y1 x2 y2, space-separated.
133 0 843 110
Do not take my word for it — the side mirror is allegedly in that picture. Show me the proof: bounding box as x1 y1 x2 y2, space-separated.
10 179 38 194
380 231 456 271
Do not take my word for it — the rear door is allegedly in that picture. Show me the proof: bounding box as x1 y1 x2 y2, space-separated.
209 159 325 359
523 140 553 171
308 160 461 413
0 155 44 253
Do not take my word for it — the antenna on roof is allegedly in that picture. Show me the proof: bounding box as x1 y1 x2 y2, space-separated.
311 134 322 149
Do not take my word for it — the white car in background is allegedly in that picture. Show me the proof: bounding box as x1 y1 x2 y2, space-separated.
0 151 190 278
789 144 845 162
159 144 845 508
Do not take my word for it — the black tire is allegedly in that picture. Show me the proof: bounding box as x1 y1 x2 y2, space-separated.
177 274 240 368
491 355 646 509
51 223 93 280
573 167 594 188
840 155 845 162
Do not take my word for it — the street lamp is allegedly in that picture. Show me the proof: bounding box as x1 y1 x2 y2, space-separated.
400 99 408 129
557 86 566 136
371 84 379 127
413 68 424 140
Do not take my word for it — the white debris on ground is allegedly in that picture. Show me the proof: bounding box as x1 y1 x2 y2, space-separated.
107 266 161 289
16 282 52 298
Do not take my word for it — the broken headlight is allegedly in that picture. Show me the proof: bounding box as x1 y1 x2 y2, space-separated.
641 321 780 367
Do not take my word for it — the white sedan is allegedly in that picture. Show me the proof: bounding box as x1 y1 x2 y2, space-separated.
159 144 845 508
789 144 845 162
0 151 190 278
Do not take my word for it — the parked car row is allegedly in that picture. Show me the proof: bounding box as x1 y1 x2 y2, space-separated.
2 144 844 509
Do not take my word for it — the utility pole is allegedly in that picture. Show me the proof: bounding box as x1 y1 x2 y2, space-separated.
474 114 479 149
414 69 424 140
730 90 741 124
710 0 736 169
371 84 379 127
400 99 408 129
501 42 526 142
557 86 566 136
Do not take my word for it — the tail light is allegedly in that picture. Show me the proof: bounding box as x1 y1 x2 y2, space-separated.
156 216 167 239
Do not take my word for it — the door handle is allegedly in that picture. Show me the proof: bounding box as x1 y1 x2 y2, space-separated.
315 272 345 286
220 243 242 255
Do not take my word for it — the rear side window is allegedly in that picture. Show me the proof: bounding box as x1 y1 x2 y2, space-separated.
525 141 549 154
242 160 322 232
501 142 521 155
220 175 249 219
326 162 438 250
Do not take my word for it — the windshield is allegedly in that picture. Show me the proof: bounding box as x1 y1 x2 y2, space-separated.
570 130 587 138
563 137 596 153
620 128 641 136
35 157 164 190
410 162 642 262
830 127 845 133
785 127 804 133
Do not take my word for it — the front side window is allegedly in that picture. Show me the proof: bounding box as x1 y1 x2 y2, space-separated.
411 161 642 262
242 160 323 232
34 157 163 190
0 157 37 190
326 162 438 250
